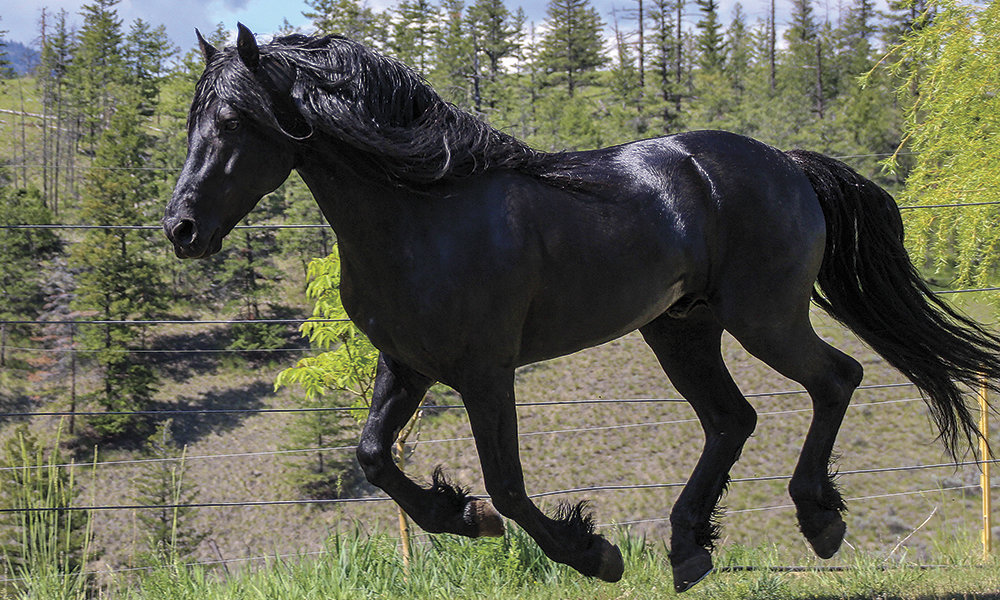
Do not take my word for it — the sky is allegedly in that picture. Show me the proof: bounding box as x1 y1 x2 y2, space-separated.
2 0 878 50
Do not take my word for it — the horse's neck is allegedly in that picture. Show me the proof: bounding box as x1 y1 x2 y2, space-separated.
296 158 408 260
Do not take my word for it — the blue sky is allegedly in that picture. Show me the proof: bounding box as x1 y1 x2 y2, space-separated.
4 0 878 50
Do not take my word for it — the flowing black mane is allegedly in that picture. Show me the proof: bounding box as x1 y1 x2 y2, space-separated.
193 33 563 185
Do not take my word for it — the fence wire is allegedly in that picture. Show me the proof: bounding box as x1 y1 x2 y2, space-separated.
0 199 998 575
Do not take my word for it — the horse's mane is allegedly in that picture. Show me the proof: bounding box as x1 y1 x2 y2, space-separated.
194 34 577 186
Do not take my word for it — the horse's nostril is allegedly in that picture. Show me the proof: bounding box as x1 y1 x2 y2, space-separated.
171 219 197 246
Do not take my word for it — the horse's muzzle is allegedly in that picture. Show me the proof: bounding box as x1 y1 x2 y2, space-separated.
163 216 220 259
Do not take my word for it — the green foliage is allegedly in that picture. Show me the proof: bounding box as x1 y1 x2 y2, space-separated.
390 0 440 73
275 247 379 495
123 19 176 117
537 0 608 96
0 21 11 79
274 173 333 283
304 0 384 45
130 420 207 565
0 172 62 367
468 0 525 114
216 197 288 351
87 532 1000 599
884 0 1000 287
430 0 476 108
695 0 726 72
276 247 379 414
70 98 164 439
0 426 93 598
70 0 127 149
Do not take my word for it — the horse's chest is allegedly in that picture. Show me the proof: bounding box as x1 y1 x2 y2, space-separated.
340 278 474 380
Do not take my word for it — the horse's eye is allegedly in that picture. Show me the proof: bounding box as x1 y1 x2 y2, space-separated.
221 118 241 132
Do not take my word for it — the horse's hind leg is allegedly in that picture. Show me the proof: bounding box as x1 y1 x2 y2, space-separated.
460 367 625 582
725 310 863 559
356 353 504 538
639 310 758 593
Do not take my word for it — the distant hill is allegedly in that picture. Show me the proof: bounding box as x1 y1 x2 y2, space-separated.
2 40 39 76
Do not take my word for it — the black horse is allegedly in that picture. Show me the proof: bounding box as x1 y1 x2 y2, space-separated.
164 25 1000 592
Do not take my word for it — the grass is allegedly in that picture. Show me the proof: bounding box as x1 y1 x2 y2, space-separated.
14 528 992 599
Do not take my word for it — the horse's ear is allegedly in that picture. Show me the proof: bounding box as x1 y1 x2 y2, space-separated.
236 23 260 72
195 29 218 64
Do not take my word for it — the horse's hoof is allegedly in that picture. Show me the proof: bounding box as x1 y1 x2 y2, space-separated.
807 518 846 559
595 541 624 582
672 552 713 593
465 499 505 538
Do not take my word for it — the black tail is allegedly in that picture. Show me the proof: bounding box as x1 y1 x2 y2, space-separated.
787 149 1000 457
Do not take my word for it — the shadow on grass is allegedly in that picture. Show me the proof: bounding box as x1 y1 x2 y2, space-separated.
165 380 272 447
0 390 38 426
150 326 309 381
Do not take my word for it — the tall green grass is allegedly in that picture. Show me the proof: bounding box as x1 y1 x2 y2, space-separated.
0 426 94 600
108 527 1000 600
1 469 996 600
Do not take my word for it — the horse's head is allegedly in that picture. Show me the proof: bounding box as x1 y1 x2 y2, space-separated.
164 24 305 258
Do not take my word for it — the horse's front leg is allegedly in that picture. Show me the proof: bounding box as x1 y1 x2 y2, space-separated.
356 353 504 538
460 367 624 582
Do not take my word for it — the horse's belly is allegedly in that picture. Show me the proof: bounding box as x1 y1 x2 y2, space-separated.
515 273 689 365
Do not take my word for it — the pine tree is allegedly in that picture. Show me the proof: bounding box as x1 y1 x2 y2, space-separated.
274 173 332 285
726 3 751 95
695 0 726 72
211 191 288 352
832 0 896 172
70 0 126 151
468 0 524 113
0 169 62 368
431 0 475 108
36 9 75 213
776 0 828 144
303 0 382 45
390 0 440 73
648 0 684 130
0 20 11 78
70 98 164 440
538 0 608 97
130 420 207 564
124 19 175 117
610 10 642 115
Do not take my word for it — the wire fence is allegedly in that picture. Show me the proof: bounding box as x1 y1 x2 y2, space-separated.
0 382 919 419
1 178 999 581
0 394 927 473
